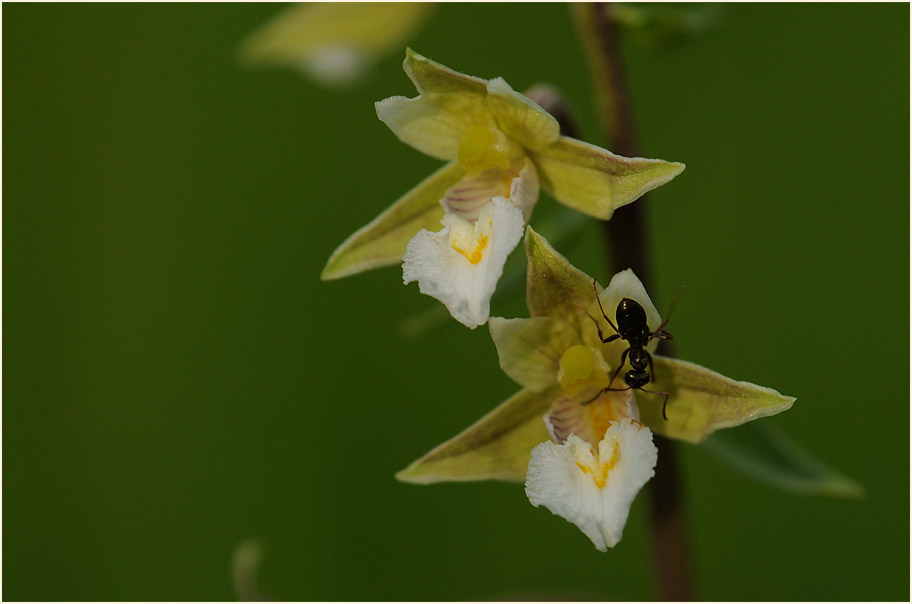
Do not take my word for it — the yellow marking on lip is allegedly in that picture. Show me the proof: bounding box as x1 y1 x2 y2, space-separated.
576 441 619 489
452 234 489 264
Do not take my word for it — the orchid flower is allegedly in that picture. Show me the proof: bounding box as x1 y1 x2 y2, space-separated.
397 227 795 550
240 3 434 87
321 50 685 328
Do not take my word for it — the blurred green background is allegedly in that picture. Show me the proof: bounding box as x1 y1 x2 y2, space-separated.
4 3 909 601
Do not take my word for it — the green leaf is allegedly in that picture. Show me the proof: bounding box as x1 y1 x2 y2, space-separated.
643 356 795 443
529 136 684 220
396 387 556 484
321 161 462 280
701 421 864 498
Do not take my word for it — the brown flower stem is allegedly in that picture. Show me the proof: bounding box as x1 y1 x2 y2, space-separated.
572 3 695 600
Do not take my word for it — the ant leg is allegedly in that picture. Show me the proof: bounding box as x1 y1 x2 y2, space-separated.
591 278 619 334
580 388 604 406
639 386 671 421
607 348 629 389
588 314 620 344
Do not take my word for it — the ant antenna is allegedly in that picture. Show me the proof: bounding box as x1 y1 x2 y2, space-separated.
648 284 685 342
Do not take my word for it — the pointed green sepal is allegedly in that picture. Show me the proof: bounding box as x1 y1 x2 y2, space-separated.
321 161 463 280
642 356 796 443
396 387 557 484
524 226 598 336
403 48 488 96
530 137 685 219
702 421 864 498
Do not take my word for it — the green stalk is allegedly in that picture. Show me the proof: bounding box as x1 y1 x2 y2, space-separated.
571 3 695 600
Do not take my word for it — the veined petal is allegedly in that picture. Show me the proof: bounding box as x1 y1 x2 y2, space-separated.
321 162 463 280
486 77 561 151
546 389 639 447
397 387 558 484
488 316 577 392
240 4 434 86
644 356 796 443
530 136 685 219
525 419 658 551
524 227 599 335
402 197 525 328
441 157 539 223
403 47 489 96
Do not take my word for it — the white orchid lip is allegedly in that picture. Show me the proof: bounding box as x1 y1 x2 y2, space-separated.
401 158 540 328
525 418 658 551
402 196 525 329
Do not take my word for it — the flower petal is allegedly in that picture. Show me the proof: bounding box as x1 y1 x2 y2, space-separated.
240 4 434 86
441 157 539 223
375 95 477 161
485 77 561 151
525 419 658 551
524 227 598 335
396 387 557 484
643 355 796 442
402 196 525 328
321 161 463 280
545 388 639 447
530 136 685 219
403 47 489 96
488 316 577 392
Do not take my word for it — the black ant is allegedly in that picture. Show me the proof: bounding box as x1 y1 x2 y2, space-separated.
585 278 681 420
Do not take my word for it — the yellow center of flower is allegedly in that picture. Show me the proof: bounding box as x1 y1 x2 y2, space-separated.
558 345 612 397
574 441 619 489
448 216 492 265
457 125 523 174
451 234 488 264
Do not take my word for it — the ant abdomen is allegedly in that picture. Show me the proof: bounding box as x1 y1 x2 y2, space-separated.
625 370 650 389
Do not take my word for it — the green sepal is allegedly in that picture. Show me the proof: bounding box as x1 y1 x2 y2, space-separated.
403 48 488 96
530 136 685 219
701 421 864 498
642 356 796 443
524 226 598 337
321 161 462 280
396 387 557 484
